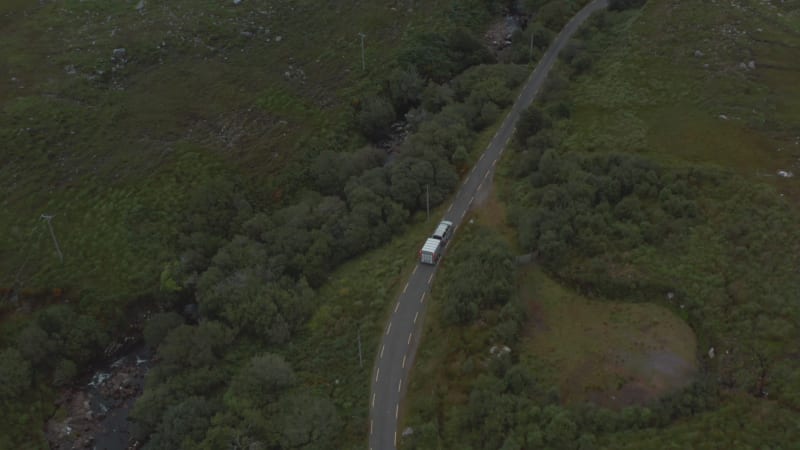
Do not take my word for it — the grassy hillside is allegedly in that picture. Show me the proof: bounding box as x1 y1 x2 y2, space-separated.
0 0 488 314
402 1 800 449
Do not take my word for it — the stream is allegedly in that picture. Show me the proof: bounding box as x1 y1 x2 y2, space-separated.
46 343 153 450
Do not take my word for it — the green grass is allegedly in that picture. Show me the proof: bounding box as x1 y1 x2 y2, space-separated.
0 0 487 319
564 0 800 192
517 267 697 408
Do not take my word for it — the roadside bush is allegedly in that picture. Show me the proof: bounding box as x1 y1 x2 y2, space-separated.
440 227 515 325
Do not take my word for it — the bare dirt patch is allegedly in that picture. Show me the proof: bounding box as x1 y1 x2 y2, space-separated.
519 268 697 409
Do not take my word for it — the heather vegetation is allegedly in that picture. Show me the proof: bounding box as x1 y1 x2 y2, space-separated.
0 0 552 447
404 1 800 448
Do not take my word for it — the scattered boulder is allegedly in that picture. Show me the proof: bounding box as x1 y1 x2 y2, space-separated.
135 0 144 12
777 170 794 178
111 48 127 64
708 347 715 359
694 49 704 57
275 35 283 42
402 427 414 437
748 60 756 70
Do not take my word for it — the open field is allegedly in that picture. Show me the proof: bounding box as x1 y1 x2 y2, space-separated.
518 267 697 408
564 0 800 195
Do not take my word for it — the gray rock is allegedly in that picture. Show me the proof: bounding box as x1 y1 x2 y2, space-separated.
694 49 704 57
135 0 144 12
111 48 127 63
275 35 282 42
748 60 756 70
64 65 77 75
233 0 242 4
738 62 747 70
402 427 414 437
708 347 715 359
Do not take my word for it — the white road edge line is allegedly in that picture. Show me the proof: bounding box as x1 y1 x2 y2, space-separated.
477 182 483 191
380 345 385 359
413 311 419 324
402 282 408 293
402 354 407 368
412 265 417 275
386 322 392 335
394 431 397 447
447 203 453 212
428 273 434 284
398 378 403 392
370 420 373 435
372 393 376 407
394 302 400 313
484 171 490 180
407 332 413 345
395 404 399 419
375 368 380 382
492 159 498 167
421 292 426 303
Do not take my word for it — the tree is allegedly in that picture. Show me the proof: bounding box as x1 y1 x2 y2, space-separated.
228 353 297 408
276 393 341 449
155 321 233 377
387 67 424 114
15 324 52 366
0 348 31 402
357 96 396 142
146 396 218 450
144 312 185 349
53 359 77 387
609 0 647 11
516 106 549 145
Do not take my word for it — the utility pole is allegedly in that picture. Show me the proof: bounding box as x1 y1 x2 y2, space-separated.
358 32 366 71
41 214 63 263
357 326 363 368
530 30 534 62
426 184 430 221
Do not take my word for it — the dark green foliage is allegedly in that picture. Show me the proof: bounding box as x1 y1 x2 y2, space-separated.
440 227 515 324
516 105 550 145
386 67 424 115
15 324 53 367
398 28 494 83
152 321 233 381
228 353 297 408
357 96 397 142
52 359 77 387
0 348 31 402
143 312 185 350
609 0 647 11
145 396 218 450
36 305 108 367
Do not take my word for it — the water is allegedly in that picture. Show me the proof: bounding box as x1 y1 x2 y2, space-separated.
47 344 152 450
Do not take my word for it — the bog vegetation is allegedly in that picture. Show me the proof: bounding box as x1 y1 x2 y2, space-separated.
403 1 800 449
0 0 580 447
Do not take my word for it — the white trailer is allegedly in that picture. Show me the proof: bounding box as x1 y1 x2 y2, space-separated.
419 238 443 265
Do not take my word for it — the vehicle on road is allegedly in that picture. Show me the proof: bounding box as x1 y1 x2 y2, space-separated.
419 237 442 264
431 220 453 245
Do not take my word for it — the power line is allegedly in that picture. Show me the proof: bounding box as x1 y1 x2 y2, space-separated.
41 214 64 263
358 32 366 71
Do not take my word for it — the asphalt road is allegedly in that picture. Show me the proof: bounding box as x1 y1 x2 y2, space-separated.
368 1 609 448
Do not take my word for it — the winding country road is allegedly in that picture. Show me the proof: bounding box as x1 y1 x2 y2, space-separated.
368 1 609 448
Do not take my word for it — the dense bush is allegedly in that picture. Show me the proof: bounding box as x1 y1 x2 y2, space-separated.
439 227 515 324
